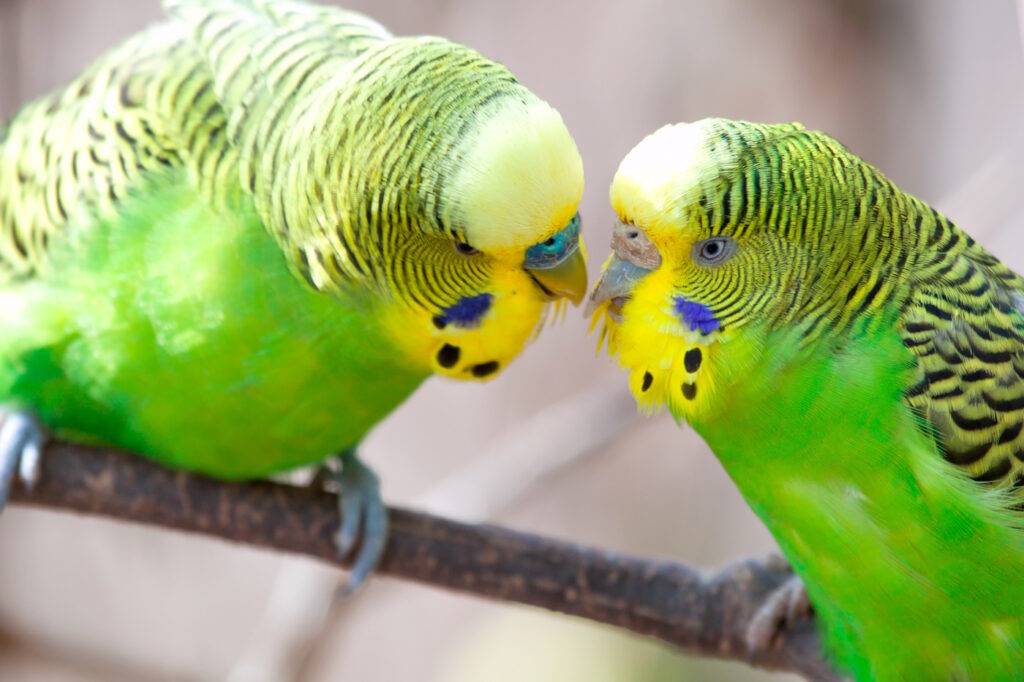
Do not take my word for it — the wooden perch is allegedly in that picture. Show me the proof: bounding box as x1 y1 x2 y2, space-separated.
9 441 842 681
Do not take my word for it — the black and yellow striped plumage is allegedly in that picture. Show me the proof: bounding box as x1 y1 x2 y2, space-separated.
695 123 1024 487
0 3 388 282
900 222 1024 486
2 3 539 291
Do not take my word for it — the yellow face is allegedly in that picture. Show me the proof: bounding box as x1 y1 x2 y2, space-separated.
588 238 756 424
378 232 586 381
588 121 811 422
380 99 588 381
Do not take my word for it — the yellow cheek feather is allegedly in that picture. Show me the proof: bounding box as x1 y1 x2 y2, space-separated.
379 266 546 382
592 119 759 424
591 258 747 426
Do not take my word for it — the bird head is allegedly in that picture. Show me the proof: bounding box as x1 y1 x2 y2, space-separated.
279 39 586 382
409 88 587 381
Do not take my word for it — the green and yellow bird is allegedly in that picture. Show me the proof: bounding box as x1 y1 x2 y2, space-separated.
0 0 587 588
588 119 1024 680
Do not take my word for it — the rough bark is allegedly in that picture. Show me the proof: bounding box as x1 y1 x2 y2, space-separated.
9 442 843 681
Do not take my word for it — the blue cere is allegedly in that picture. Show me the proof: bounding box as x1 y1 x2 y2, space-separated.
673 296 721 335
437 293 494 329
524 213 581 269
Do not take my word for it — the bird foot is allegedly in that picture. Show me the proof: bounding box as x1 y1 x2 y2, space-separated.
0 408 44 512
331 449 387 597
745 571 813 657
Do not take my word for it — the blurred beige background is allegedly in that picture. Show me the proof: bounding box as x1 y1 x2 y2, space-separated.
1 1 1023 680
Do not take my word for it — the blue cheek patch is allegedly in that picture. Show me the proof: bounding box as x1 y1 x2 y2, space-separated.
437 293 493 329
673 296 721 335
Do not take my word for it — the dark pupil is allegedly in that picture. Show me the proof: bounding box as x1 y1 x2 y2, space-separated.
544 237 557 247
704 241 721 257
457 242 476 254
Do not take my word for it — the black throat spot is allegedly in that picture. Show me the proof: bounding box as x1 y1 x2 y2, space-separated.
437 344 461 368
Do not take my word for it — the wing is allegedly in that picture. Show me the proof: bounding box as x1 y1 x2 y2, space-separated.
900 212 1024 495
0 1 392 285
0 25 194 283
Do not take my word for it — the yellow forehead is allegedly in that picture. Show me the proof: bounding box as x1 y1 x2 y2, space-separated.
448 99 583 254
610 120 737 237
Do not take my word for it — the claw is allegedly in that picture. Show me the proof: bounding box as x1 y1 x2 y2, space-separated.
745 573 813 657
0 409 44 510
331 449 388 597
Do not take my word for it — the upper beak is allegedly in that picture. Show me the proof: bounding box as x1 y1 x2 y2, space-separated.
583 255 653 320
583 221 660 320
526 244 588 305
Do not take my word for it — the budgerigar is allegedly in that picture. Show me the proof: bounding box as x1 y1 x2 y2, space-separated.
588 118 1024 680
0 0 587 589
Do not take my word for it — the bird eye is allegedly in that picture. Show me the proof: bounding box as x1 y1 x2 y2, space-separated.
693 236 736 266
455 241 480 256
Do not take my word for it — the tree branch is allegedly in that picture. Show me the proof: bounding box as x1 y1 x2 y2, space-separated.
9 442 842 681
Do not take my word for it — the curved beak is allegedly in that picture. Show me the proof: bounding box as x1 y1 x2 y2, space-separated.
583 222 660 320
583 255 653 320
526 244 588 305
